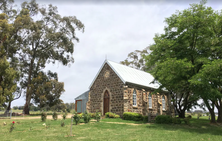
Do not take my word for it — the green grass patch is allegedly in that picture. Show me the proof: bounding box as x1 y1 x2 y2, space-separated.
0 117 221 141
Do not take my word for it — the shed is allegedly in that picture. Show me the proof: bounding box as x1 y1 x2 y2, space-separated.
75 90 89 113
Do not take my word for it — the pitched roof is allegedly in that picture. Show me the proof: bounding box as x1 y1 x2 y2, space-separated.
89 60 160 89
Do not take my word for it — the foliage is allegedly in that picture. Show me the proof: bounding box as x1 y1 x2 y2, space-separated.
143 116 148 122
155 115 172 124
41 112 47 122
61 120 65 127
62 111 67 120
73 111 80 125
172 117 182 124
9 121 15 133
197 113 202 119
123 112 143 121
183 118 190 125
52 111 58 120
31 71 65 110
0 57 18 106
105 112 120 119
187 115 192 119
95 111 101 122
120 46 150 71
144 0 222 119
0 0 85 114
83 111 91 123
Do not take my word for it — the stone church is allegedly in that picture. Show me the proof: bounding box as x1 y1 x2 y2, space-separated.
76 60 172 118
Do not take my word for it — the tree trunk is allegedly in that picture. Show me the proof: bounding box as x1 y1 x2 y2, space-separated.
178 110 186 118
23 58 35 115
217 107 222 123
4 101 11 115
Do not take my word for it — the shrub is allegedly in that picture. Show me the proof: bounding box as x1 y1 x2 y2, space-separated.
105 112 112 118
52 112 58 120
105 112 120 118
114 114 120 118
123 112 143 121
66 109 71 113
155 115 172 124
90 113 96 118
78 113 83 118
62 110 68 120
143 116 148 122
83 111 91 123
197 113 202 119
61 120 65 127
95 111 101 122
187 115 192 119
41 112 47 122
73 111 80 125
183 118 190 125
172 117 182 124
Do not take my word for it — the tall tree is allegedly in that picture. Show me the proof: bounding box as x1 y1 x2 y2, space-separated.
11 0 85 114
190 60 222 123
31 71 65 109
120 46 150 71
144 0 219 120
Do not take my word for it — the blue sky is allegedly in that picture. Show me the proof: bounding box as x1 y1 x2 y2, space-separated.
12 0 222 107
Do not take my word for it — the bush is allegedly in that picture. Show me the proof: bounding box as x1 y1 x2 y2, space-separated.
95 111 101 122
52 112 58 120
83 111 91 123
105 112 120 118
62 110 68 120
90 113 96 118
187 115 192 119
183 118 190 125
143 116 148 122
105 112 112 118
66 109 71 113
123 112 143 121
172 117 182 124
73 111 80 125
155 115 172 124
41 112 47 122
61 120 65 127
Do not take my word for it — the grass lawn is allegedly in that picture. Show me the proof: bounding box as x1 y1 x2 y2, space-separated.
0 117 222 141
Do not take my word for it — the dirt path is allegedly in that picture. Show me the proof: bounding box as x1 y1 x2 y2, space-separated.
2 114 73 120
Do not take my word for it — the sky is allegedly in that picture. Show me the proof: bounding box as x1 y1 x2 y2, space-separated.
11 0 222 107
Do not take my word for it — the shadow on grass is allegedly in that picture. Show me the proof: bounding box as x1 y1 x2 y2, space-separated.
101 118 149 124
146 118 222 136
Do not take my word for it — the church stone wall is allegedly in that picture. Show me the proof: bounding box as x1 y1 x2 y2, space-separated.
87 63 125 116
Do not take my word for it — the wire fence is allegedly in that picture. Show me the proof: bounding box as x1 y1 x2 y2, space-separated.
0 110 25 119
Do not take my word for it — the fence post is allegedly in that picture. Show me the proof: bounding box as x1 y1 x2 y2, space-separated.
10 110 12 119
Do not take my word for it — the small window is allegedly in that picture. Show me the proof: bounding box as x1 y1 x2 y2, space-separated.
133 89 137 106
148 93 152 108
162 96 166 110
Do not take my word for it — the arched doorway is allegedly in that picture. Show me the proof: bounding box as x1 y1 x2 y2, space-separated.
103 90 110 115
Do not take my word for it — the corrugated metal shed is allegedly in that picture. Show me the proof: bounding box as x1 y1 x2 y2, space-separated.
75 90 89 113
89 60 160 89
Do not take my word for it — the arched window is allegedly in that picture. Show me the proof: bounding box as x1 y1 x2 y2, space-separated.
148 93 152 108
133 89 137 106
162 96 166 110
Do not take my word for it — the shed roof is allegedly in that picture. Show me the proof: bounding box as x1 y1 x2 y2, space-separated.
75 90 89 100
89 60 160 89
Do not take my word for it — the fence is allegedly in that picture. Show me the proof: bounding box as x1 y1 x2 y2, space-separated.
0 110 24 119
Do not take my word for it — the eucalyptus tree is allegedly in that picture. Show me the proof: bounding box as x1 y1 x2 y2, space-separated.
120 46 150 71
30 71 65 110
144 0 219 119
12 0 85 114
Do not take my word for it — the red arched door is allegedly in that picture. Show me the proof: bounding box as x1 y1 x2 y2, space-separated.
103 91 110 115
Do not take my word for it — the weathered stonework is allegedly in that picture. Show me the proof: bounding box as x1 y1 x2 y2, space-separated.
87 62 173 119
